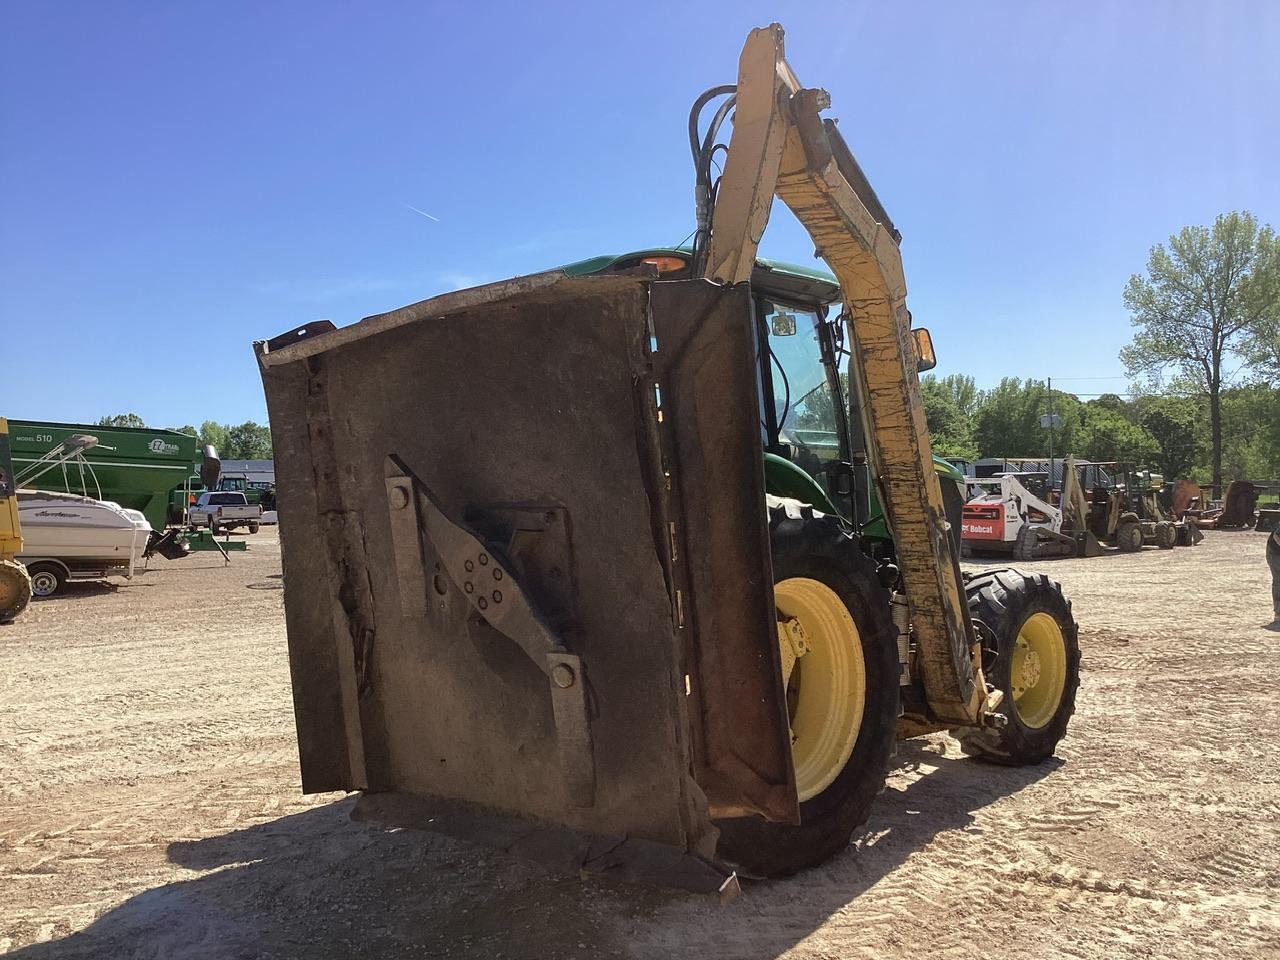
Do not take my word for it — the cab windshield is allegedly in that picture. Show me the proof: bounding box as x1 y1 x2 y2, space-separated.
762 300 843 478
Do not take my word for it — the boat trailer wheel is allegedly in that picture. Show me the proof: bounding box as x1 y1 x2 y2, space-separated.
29 569 62 598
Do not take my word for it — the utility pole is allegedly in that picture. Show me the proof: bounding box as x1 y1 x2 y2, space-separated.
1039 377 1062 495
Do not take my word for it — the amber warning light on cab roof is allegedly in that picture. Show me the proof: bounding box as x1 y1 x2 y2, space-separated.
642 256 688 274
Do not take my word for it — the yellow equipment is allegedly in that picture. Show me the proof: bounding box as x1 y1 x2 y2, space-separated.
702 25 991 726
0 418 34 622
255 24 1080 886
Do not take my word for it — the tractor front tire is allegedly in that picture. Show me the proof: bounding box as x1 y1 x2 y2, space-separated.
959 570 1080 765
1115 521 1143 553
714 499 898 877
1155 521 1177 549
0 560 33 623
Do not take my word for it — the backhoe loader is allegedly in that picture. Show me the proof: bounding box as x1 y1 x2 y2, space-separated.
0 418 35 623
255 24 1081 885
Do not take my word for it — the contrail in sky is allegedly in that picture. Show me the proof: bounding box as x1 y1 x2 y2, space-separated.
405 204 440 222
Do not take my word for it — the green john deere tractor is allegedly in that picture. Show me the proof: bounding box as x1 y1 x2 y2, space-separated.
256 23 1081 886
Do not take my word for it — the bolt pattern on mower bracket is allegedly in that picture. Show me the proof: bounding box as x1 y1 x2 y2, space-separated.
383 455 595 808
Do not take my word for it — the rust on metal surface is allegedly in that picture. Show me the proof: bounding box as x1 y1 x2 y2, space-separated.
650 280 799 824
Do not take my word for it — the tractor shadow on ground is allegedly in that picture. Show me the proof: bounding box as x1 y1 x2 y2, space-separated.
658 740 1063 956
6 742 1059 960
4 796 642 960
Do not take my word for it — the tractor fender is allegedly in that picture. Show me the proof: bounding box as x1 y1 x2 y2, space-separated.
764 452 841 517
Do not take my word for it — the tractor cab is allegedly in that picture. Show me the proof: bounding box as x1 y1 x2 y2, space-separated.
562 248 964 550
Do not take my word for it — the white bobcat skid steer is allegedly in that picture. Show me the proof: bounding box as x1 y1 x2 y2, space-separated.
961 473 1078 560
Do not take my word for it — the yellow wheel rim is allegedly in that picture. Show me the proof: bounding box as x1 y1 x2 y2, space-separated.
774 577 866 802
1010 612 1068 729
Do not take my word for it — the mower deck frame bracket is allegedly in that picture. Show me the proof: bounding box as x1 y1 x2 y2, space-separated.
384 455 596 807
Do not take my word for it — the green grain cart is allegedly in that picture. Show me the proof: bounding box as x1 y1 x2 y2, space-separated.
8 420 197 531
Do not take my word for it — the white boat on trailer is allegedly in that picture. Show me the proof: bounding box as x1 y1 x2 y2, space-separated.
16 490 184 597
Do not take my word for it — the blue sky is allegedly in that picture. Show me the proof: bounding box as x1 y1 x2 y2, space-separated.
2 2 1277 427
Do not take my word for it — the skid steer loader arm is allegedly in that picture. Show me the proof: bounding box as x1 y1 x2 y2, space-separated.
706 24 988 725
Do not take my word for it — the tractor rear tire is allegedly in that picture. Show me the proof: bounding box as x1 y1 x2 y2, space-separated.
959 570 1080 765
0 559 33 623
714 498 898 877
1155 521 1177 549
1115 521 1143 553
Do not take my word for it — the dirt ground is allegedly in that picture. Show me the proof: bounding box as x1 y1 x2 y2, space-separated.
2 529 1278 959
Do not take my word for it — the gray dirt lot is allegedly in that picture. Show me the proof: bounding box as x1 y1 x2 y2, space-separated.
2 529 1278 959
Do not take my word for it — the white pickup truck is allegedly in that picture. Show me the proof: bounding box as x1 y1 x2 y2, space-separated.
189 491 262 534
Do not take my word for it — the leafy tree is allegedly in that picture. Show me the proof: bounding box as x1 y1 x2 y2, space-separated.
920 375 979 460
96 413 146 428
1121 211 1279 495
1240 227 1280 382
1075 403 1158 465
973 378 1042 457
932 374 983 418
224 421 273 459
1217 384 1280 483
1241 312 1280 383
973 378 1082 460
198 421 229 454
1090 393 1131 414
1140 399 1199 479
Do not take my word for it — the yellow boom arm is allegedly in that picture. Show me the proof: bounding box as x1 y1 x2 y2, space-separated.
706 24 989 725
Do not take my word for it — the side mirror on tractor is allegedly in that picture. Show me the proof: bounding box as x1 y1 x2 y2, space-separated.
912 327 937 372
770 312 798 336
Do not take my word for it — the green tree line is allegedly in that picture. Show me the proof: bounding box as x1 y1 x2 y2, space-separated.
920 375 1278 485
95 414 273 460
